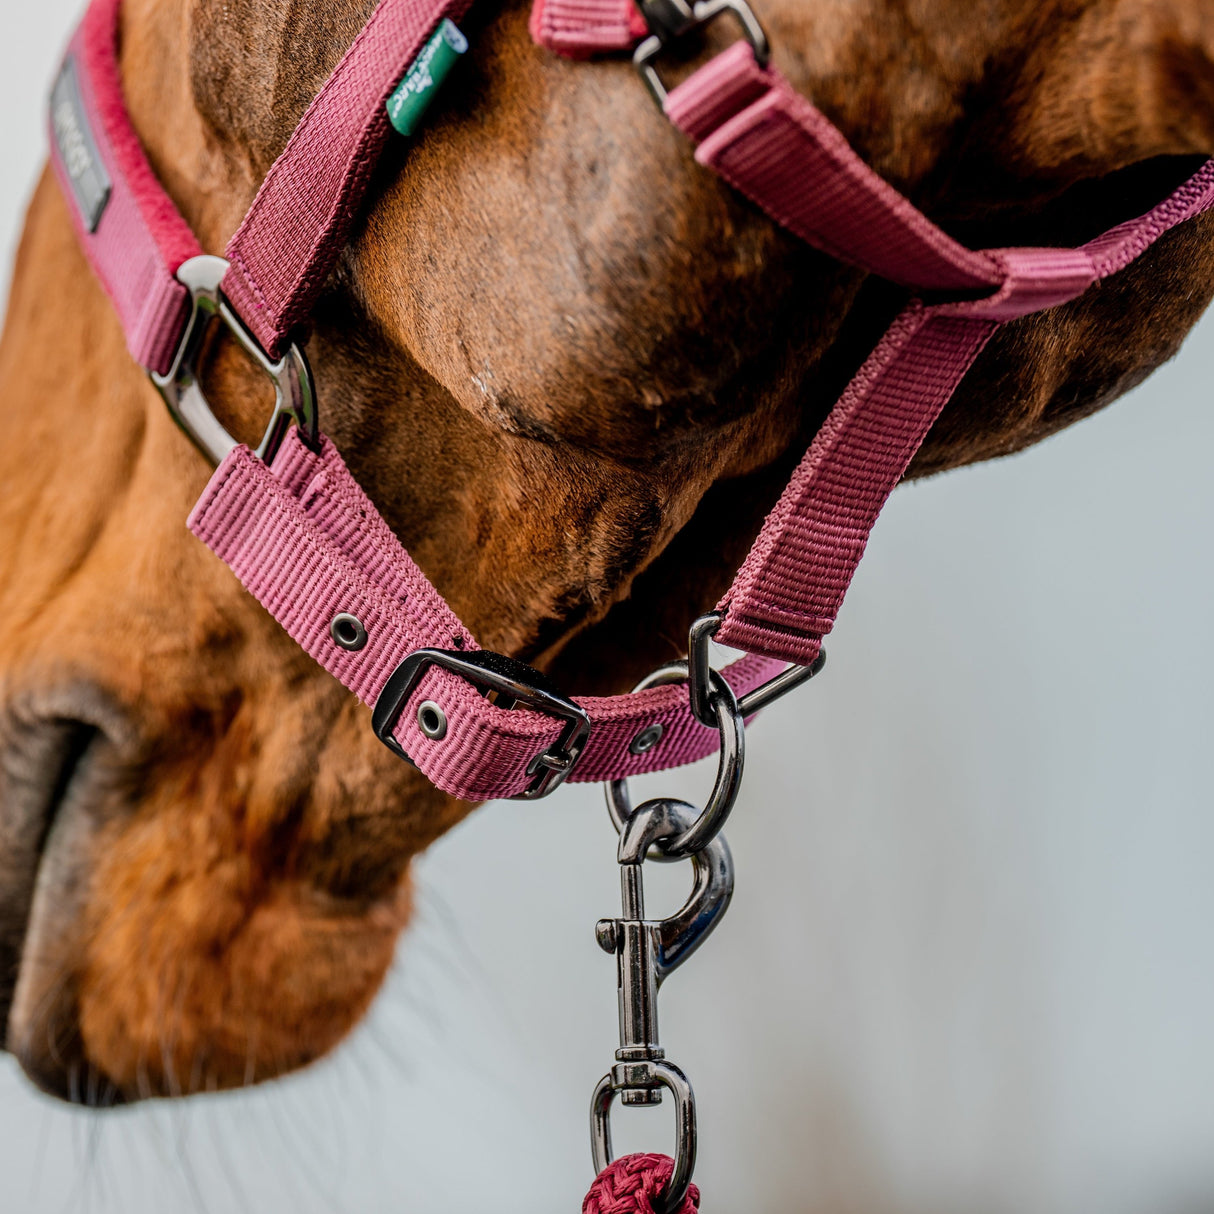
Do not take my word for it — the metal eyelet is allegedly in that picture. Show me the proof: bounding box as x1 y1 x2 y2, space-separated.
330 612 368 651
629 722 665 755
416 701 448 740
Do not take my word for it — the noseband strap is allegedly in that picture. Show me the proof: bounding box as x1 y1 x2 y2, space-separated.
48 0 1214 800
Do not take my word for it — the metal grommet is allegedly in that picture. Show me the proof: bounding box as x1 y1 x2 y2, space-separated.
330 612 368 652
416 701 448 741
629 722 665 756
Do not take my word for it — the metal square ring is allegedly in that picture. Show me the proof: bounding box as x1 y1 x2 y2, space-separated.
150 255 319 466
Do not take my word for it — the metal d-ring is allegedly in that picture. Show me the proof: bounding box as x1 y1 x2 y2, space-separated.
689 611 828 725
606 661 744 860
591 1060 696 1214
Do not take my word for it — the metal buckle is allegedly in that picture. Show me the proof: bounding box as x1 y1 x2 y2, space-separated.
633 0 770 107
151 255 319 466
370 648 592 800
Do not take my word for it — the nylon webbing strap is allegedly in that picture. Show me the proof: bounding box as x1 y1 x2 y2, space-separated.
221 0 476 358
665 44 1003 294
187 432 786 800
528 0 647 57
714 306 997 662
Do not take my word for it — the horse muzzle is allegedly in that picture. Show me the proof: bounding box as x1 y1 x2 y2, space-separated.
0 681 136 1104
0 668 423 1105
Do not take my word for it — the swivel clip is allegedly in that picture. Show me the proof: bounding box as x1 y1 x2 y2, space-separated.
590 798 734 1213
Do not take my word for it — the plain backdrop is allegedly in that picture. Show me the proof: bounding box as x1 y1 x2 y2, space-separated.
3 4 1214 1213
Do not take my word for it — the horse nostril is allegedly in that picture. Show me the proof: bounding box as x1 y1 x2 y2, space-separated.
329 612 368 651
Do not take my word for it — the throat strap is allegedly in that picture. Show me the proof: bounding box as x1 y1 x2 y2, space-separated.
665 44 1003 294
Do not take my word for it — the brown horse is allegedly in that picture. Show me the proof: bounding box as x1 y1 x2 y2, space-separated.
1 0 1212 1106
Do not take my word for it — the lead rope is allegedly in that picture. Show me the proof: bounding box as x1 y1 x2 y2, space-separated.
583 1155 700 1214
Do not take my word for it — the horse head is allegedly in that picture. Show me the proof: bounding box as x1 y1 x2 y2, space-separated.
1 0 1212 1103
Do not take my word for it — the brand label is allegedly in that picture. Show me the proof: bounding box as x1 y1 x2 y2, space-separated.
386 20 469 138
51 58 111 233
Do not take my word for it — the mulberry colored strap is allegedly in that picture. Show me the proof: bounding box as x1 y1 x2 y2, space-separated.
188 430 785 800
528 0 648 58
664 44 1003 294
673 49 1214 660
221 0 476 358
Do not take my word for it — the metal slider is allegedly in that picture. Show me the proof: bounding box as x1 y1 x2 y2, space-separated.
633 0 771 107
151 255 318 466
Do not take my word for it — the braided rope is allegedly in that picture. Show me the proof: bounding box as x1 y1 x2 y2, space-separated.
582 1154 700 1214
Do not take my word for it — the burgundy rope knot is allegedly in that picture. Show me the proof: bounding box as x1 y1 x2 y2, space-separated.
582 1154 700 1214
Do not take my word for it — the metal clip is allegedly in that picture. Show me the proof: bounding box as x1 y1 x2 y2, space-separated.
589 799 733 1212
151 255 319 466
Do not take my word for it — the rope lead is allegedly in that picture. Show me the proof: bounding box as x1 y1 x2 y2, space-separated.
582 1154 700 1214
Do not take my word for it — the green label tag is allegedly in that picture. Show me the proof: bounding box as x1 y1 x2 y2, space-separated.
387 19 469 138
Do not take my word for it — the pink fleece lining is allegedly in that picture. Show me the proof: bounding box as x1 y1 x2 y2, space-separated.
48 0 202 374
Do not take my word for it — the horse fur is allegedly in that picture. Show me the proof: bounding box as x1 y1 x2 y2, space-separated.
1 0 1213 1102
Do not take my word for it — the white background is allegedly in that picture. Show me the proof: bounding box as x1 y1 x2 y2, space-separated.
3 4 1214 1212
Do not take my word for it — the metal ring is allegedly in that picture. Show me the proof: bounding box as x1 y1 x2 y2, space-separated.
150 255 319 466
605 661 744 859
591 1060 696 1214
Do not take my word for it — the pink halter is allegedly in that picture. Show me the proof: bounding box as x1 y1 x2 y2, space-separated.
47 0 1214 806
